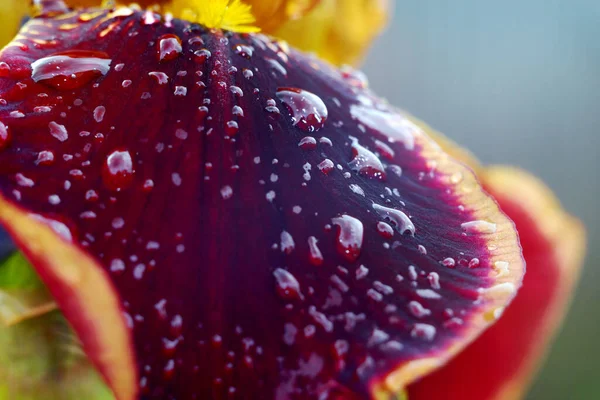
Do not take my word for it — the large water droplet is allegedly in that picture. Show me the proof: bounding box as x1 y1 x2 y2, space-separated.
350 105 416 150
276 88 328 132
332 215 364 262
158 34 183 62
349 138 386 180
372 203 415 235
102 150 134 191
31 50 111 90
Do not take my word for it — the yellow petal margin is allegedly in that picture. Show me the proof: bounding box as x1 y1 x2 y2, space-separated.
0 0 29 48
482 166 586 400
405 116 585 400
0 196 137 400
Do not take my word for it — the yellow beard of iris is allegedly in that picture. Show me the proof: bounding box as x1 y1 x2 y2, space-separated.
167 0 260 32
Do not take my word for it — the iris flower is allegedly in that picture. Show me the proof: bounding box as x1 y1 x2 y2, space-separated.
0 1 586 399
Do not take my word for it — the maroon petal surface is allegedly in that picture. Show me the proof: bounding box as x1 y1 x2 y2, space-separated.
0 6 524 399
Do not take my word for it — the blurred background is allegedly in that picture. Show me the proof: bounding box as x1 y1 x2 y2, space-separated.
363 1 599 398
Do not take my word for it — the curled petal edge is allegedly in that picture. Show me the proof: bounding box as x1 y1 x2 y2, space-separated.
370 118 525 396
406 121 585 400
0 195 138 400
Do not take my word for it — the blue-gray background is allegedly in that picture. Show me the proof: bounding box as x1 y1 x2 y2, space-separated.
363 1 599 398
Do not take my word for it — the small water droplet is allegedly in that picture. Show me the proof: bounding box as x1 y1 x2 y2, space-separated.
442 257 456 268
317 159 334 174
273 268 304 301
193 48 211 64
372 203 415 235
220 185 233 199
280 230 295 254
158 34 182 62
376 221 394 238
0 121 10 150
276 88 328 132
93 105 106 123
102 150 134 191
48 121 68 142
298 136 317 150
332 215 364 262
411 323 436 341
461 220 497 234
234 44 254 59
149 71 169 85
307 236 323 266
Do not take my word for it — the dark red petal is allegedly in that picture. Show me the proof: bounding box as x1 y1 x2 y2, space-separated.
0 7 524 399
408 167 585 400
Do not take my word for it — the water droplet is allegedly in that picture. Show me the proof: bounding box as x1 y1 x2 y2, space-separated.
416 288 441 300
308 306 333 332
36 150 54 165
30 214 73 242
102 150 134 191
280 230 295 254
408 301 431 318
307 236 323 266
427 272 441 289
273 268 304 301
461 220 497 234
349 138 386 180
31 50 111 90
193 48 211 64
372 203 415 235
266 58 287 76
0 121 10 151
442 257 456 268
317 159 334 174
298 136 317 150
340 65 369 88
276 88 328 132
225 120 239 136
349 184 365 196
220 185 233 199
93 105 106 123
332 215 364 262
374 139 395 160
411 323 436 341
158 34 182 62
376 221 394 238
350 105 416 150
48 121 68 142
234 44 254 59
149 71 169 85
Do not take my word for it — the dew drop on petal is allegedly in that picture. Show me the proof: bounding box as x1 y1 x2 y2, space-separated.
372 203 415 235
0 121 9 151
276 88 328 132
349 138 386 180
31 50 111 90
332 215 364 262
158 34 182 62
273 268 304 301
307 236 324 266
102 150 134 191
48 121 68 142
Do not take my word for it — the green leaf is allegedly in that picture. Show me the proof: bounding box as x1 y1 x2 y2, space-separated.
0 253 113 400
0 252 45 290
